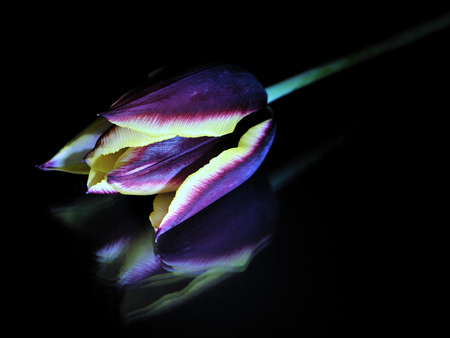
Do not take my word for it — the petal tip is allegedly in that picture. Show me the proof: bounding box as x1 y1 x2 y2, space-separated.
36 163 47 171
154 228 161 242
154 227 167 242
37 161 55 171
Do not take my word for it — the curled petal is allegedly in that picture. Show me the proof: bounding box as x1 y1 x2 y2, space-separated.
100 63 267 138
38 117 112 174
152 108 276 239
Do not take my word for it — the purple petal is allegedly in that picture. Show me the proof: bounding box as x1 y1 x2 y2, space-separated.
100 63 267 138
153 107 276 239
107 136 225 195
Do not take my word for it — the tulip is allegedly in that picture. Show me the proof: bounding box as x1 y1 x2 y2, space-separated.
40 63 275 238
40 13 450 237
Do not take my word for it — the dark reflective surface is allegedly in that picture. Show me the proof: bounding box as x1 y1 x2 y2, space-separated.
23 6 449 337
49 172 278 322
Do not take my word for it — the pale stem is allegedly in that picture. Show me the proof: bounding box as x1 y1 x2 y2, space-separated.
266 12 450 104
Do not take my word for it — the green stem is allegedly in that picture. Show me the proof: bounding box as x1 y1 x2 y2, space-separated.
266 12 450 104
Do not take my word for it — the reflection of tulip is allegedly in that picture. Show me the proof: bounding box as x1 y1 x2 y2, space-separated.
112 174 277 320
51 172 278 321
39 63 275 236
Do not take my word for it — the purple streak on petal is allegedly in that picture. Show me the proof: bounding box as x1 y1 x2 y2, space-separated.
107 135 226 194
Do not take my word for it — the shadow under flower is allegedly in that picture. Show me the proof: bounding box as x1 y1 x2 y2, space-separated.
50 171 279 323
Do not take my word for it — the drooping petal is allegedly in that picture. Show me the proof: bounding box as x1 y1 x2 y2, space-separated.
39 117 112 174
151 107 276 239
100 63 267 138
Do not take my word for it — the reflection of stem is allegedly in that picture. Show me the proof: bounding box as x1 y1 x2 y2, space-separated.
265 13 450 104
268 115 373 192
268 137 345 192
125 269 233 321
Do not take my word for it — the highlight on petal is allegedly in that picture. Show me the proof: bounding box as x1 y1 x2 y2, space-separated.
151 107 276 239
100 63 267 138
38 117 112 174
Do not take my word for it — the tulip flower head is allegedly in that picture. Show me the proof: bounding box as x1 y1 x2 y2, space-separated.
40 14 450 237
40 63 275 238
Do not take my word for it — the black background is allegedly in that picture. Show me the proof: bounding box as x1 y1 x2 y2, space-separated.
14 3 450 337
